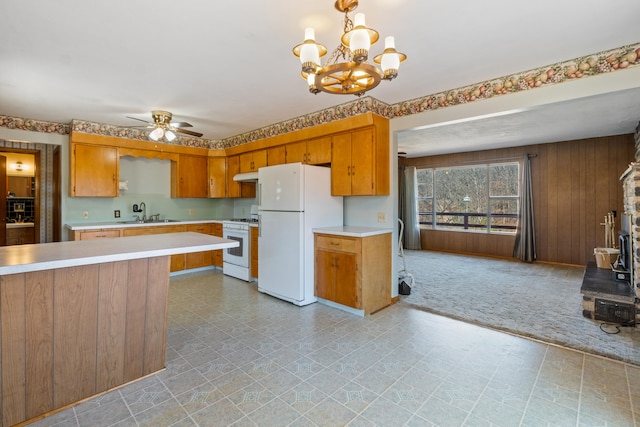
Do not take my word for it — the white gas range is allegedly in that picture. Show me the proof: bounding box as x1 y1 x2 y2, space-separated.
222 216 257 282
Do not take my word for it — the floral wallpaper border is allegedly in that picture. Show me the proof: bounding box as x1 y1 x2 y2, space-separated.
1 42 639 150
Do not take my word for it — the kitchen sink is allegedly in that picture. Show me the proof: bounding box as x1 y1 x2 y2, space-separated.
118 219 180 224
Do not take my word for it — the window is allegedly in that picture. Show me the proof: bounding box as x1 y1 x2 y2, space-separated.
416 162 519 233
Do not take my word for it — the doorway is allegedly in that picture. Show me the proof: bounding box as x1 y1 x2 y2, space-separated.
0 141 61 244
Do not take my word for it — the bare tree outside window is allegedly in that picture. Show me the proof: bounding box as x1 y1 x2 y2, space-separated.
416 162 519 234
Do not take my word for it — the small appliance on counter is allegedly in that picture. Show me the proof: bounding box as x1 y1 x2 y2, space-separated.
258 163 343 306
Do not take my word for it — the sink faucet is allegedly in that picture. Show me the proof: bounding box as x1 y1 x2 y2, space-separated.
133 202 147 221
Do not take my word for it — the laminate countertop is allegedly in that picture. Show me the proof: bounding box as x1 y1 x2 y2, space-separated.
65 219 225 231
0 232 238 275
313 226 393 237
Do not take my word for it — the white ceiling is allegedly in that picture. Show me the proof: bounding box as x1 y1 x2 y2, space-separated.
0 0 639 157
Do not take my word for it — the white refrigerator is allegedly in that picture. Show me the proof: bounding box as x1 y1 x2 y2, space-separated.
258 163 343 306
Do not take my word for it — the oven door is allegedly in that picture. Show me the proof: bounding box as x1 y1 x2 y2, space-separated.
222 227 249 268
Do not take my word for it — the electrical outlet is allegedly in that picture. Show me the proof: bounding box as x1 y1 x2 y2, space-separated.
114 210 120 218
83 211 89 219
188 208 195 216
377 212 386 223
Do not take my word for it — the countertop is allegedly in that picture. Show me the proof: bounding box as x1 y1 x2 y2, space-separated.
313 225 393 237
0 232 238 275
65 219 225 231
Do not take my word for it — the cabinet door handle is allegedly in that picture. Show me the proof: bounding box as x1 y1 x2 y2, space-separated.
347 166 351 176
351 165 355 176
335 257 339 269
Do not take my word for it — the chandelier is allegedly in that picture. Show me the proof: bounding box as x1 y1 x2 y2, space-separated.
293 0 406 96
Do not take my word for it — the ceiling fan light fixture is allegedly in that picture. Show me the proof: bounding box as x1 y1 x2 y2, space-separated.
149 127 164 141
164 130 176 142
293 0 405 96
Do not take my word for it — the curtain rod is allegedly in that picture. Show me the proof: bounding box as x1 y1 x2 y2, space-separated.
403 153 537 169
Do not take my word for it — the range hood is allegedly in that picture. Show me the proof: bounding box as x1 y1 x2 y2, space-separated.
233 172 259 182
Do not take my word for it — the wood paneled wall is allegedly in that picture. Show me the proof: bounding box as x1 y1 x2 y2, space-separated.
401 134 634 266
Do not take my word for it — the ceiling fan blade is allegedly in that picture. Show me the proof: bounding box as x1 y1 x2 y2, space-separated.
175 128 203 137
170 121 193 128
126 116 152 124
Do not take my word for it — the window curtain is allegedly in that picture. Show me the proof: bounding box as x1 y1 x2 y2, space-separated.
399 165 422 250
513 154 536 262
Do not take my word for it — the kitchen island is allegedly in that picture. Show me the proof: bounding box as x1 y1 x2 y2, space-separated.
0 232 237 427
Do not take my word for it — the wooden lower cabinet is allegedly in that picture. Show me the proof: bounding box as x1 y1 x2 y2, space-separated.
0 257 170 426
6 227 36 245
213 223 223 268
122 225 186 272
70 228 121 241
314 232 392 314
185 224 214 269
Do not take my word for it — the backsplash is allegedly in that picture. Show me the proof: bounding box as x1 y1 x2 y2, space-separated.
6 197 34 222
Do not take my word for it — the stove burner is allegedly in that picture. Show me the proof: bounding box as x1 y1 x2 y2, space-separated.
226 218 258 223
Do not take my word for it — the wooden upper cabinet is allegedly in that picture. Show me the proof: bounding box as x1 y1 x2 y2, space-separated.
286 136 332 165
227 155 256 198
307 136 332 165
208 156 227 198
285 141 307 164
171 154 208 198
331 127 385 196
70 143 118 197
267 145 286 166
239 149 267 173
331 133 356 196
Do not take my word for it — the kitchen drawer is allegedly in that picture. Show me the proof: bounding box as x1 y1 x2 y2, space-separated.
315 235 358 253
122 225 186 236
79 229 121 240
186 223 213 234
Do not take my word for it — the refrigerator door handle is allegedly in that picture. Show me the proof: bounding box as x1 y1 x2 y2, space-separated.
258 214 261 238
258 182 262 207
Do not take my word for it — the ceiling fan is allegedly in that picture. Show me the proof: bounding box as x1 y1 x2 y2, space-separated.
126 110 203 141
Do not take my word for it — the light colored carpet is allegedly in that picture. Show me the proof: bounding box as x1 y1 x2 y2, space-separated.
398 249 640 366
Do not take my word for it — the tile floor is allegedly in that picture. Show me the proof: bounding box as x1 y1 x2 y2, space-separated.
30 269 640 426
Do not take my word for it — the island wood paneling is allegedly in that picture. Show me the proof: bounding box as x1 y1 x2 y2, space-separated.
401 134 634 265
124 259 149 383
26 270 54 420
96 261 128 391
0 256 171 426
1 274 26 426
53 265 99 408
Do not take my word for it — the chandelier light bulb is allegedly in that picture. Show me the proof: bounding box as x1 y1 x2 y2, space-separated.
381 37 400 73
293 27 327 74
347 13 371 63
374 36 407 80
300 28 320 66
306 73 320 94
